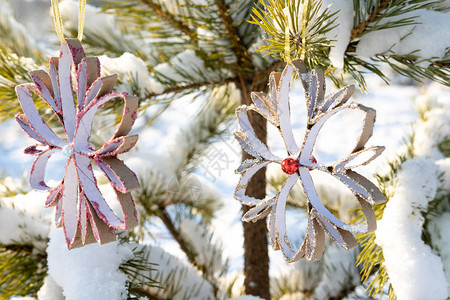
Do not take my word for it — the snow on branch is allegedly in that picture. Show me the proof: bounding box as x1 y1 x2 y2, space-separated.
375 157 448 299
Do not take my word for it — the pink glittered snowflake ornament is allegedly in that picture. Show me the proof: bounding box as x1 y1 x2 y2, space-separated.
234 59 387 262
16 39 140 249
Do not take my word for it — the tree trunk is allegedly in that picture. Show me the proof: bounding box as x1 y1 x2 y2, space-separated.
240 86 270 300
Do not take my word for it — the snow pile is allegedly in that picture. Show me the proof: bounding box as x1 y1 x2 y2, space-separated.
0 190 51 250
0 0 36 56
46 226 133 300
314 245 360 299
322 0 354 69
140 245 215 299
356 9 450 65
179 219 223 275
427 211 450 297
37 276 64 300
100 53 164 96
375 158 448 300
154 49 223 83
413 93 450 159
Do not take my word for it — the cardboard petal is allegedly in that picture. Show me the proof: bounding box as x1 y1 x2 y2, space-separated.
236 159 260 173
355 194 378 232
315 213 357 249
236 106 279 161
306 69 325 120
55 195 63 228
250 92 272 121
269 72 281 112
83 75 118 108
98 157 140 193
292 59 310 92
300 103 375 164
65 38 86 66
84 57 101 87
273 173 300 261
346 170 386 205
59 43 77 141
74 92 123 152
293 215 326 262
320 85 354 113
29 148 59 190
45 184 63 207
75 154 125 229
234 160 271 206
234 131 262 159
242 198 274 222
30 70 58 112
16 85 65 147
15 114 45 144
334 146 385 171
115 191 138 229
332 172 373 206
268 205 279 250
77 59 88 110
62 158 80 249
85 200 116 245
351 104 376 152
278 64 300 155
111 94 139 139
79 193 88 244
49 57 61 110
96 135 138 157
298 167 347 229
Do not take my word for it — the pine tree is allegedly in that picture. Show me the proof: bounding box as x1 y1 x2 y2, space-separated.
0 0 449 299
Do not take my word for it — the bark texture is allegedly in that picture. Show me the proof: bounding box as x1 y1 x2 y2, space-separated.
241 90 270 300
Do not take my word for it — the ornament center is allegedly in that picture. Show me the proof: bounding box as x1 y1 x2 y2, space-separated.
281 156 317 174
62 145 74 157
281 158 299 174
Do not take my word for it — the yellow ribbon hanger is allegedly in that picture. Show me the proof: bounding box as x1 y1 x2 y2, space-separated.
51 0 87 44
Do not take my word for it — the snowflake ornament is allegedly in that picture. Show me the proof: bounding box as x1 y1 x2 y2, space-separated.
15 39 140 249
234 59 387 262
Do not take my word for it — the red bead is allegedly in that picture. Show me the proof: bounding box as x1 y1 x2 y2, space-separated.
281 158 299 174
308 155 317 171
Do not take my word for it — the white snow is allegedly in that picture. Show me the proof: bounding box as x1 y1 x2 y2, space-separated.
179 218 223 275
323 1 354 69
0 190 51 250
427 211 450 297
413 91 450 159
314 244 360 299
99 53 164 96
46 226 133 300
37 276 64 300
356 9 450 65
0 0 37 56
138 244 216 299
154 49 222 83
375 157 448 300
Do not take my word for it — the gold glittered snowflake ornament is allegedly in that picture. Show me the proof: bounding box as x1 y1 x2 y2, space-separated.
234 59 387 262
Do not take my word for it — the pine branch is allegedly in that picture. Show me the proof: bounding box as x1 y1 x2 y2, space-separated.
349 0 392 42
0 243 47 298
138 0 198 41
214 0 255 72
143 77 237 100
157 208 198 266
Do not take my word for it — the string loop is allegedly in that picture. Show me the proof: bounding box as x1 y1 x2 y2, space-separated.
51 0 86 44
